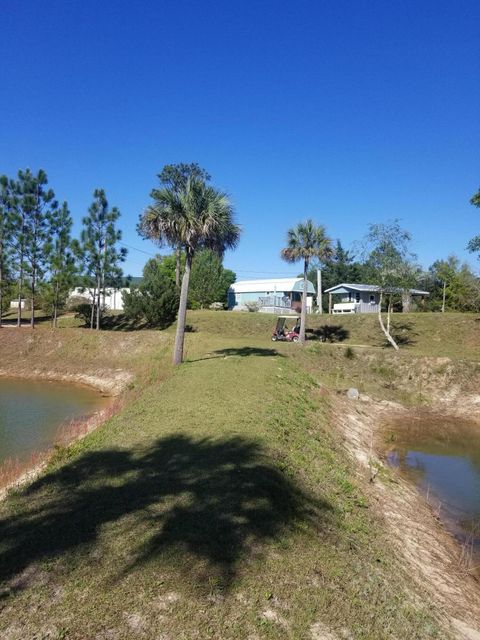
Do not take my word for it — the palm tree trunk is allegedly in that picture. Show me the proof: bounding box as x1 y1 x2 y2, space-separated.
173 249 193 365
299 259 308 344
378 291 399 351
175 246 181 290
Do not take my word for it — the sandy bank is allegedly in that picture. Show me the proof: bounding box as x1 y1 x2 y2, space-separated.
333 391 480 639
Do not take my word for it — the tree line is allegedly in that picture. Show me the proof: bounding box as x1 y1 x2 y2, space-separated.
0 169 127 329
1 162 477 361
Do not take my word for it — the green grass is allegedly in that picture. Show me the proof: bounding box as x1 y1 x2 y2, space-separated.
1 311 474 638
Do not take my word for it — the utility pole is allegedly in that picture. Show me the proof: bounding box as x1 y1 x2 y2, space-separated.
317 269 323 314
441 281 446 313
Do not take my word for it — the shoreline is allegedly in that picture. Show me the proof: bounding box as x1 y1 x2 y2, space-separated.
0 398 123 500
333 391 480 638
0 368 130 498
0 368 132 395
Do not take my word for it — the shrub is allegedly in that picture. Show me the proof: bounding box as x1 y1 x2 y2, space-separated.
344 346 355 359
73 303 93 326
122 263 178 328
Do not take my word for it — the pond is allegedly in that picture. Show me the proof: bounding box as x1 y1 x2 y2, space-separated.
384 414 480 570
0 378 108 466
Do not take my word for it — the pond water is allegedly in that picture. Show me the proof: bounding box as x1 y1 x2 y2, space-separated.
0 378 108 465
385 415 480 565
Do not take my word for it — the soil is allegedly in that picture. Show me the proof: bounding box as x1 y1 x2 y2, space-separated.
333 391 480 639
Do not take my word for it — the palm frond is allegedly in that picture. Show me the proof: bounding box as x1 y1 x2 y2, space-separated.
280 218 332 264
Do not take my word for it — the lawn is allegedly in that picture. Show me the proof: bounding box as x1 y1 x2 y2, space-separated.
1 311 478 639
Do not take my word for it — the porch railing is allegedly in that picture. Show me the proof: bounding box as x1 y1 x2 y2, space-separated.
258 296 291 308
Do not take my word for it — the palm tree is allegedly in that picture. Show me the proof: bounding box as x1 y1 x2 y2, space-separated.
281 220 332 344
139 176 241 365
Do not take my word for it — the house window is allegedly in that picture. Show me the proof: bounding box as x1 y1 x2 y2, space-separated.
355 292 360 303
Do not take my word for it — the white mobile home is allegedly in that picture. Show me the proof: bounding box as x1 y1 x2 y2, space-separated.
69 287 129 311
228 278 316 313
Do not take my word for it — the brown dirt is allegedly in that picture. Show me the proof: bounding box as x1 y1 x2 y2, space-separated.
333 392 480 639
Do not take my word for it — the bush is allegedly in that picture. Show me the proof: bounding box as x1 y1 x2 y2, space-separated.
67 295 91 311
122 264 178 328
245 301 260 312
344 346 356 359
73 303 93 326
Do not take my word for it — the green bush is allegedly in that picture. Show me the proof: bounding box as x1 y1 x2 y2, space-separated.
122 262 178 328
73 303 93 326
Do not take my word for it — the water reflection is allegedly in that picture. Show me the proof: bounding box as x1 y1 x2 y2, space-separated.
385 414 480 567
0 378 107 464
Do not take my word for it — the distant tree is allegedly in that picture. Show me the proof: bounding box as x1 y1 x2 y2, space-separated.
5 175 26 326
364 220 417 350
281 220 332 344
75 189 127 330
122 257 179 327
189 249 236 308
427 256 480 312
147 163 211 288
139 173 240 364
153 252 185 285
467 187 480 258
16 169 59 328
311 240 365 310
43 202 76 326
0 176 15 326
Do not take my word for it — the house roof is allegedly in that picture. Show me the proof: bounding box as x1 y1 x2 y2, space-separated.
229 277 316 294
324 283 379 293
324 283 429 295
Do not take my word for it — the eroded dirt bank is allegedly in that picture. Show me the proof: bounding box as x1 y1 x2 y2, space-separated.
0 327 167 395
334 391 480 639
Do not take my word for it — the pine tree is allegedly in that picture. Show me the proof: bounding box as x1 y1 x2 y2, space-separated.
16 169 58 328
76 189 127 330
44 201 76 327
0 176 15 326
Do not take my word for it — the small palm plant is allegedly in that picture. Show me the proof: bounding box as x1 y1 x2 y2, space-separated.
281 220 332 344
139 175 241 365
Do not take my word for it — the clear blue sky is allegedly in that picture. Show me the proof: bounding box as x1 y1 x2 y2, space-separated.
1 0 479 278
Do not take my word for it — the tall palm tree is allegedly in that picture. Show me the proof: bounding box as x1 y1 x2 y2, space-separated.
281 220 332 344
140 177 241 365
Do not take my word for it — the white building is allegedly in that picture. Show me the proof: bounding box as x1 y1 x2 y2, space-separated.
69 287 129 311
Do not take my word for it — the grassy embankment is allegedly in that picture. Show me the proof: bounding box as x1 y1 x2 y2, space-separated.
0 312 479 639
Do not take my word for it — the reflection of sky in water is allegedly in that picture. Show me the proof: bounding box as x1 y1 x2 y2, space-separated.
404 451 480 520
388 446 480 551
0 379 105 463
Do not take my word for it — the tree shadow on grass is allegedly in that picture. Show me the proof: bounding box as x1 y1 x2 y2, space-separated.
188 347 284 362
307 325 349 343
386 320 418 347
98 314 155 332
0 435 330 595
